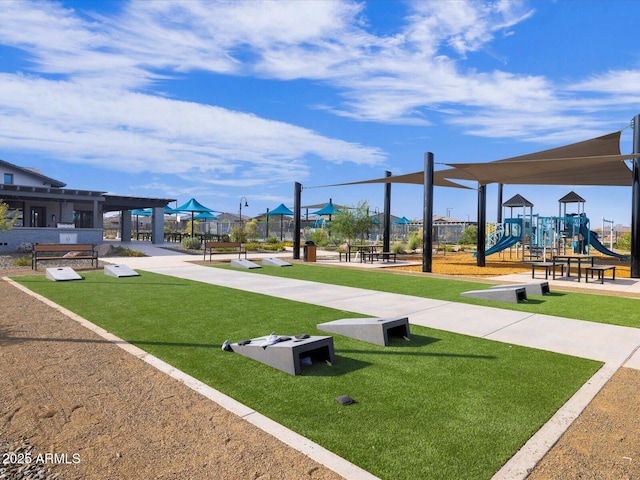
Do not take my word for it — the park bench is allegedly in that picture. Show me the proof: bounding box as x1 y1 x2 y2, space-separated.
32 244 98 271
364 251 397 263
584 265 616 284
203 241 247 261
531 261 565 279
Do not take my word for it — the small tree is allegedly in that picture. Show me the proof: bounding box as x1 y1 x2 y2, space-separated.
330 200 375 244
245 219 259 242
0 201 17 232
459 225 478 245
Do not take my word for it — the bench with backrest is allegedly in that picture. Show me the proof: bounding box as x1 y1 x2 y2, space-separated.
203 241 247 261
584 265 616 284
32 244 98 271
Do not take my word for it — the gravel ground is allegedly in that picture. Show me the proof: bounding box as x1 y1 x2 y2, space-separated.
2 255 639 479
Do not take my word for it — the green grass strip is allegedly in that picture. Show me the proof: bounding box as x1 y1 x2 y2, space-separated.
228 263 640 328
14 272 601 480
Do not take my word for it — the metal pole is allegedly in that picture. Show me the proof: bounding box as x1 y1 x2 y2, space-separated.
423 153 434 272
477 184 486 267
383 171 391 255
632 115 640 277
293 182 302 259
497 183 503 224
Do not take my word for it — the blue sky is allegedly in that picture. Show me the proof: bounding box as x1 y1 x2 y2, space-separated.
1 0 640 226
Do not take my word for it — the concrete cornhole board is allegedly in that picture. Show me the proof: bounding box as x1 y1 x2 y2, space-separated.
231 335 335 375
45 267 83 282
104 264 140 278
489 282 550 296
460 286 527 304
317 316 410 346
230 258 261 269
262 257 292 267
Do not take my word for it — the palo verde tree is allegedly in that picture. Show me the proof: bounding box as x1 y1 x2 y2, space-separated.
330 200 376 245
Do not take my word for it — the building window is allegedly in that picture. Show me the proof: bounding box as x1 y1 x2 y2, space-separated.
3 173 13 184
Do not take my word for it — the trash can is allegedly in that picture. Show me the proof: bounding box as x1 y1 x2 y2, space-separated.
303 240 316 262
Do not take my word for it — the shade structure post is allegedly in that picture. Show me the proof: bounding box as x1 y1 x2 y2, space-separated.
497 183 503 224
422 153 434 272
477 184 486 267
383 171 391 255
632 115 640 277
266 208 270 239
293 182 302 260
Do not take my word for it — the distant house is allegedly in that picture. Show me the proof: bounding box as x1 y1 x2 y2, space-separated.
0 159 175 252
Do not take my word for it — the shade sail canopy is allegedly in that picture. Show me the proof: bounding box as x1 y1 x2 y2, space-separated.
393 216 410 225
269 203 294 216
444 132 634 186
194 211 219 220
131 208 152 216
312 202 341 215
326 169 472 189
176 198 214 213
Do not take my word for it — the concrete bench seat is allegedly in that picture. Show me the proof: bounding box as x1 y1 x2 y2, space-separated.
317 316 410 346
531 261 565 279
584 265 616 284
461 286 527 304
231 335 335 375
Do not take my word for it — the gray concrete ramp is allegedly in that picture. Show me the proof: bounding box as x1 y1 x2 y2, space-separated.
262 257 292 267
104 264 140 278
231 259 261 269
45 267 83 282
317 317 410 346
461 286 527 303
489 282 550 296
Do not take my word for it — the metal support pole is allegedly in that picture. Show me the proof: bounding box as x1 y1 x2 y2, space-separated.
497 183 503 224
422 153 434 272
477 184 486 267
383 170 391 255
632 115 640 277
293 182 302 260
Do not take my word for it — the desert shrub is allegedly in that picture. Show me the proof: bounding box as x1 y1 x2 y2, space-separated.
115 247 146 257
265 236 279 244
182 237 202 250
13 256 31 266
391 242 406 254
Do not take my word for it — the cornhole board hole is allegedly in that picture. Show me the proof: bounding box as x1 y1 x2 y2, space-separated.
262 257 292 267
317 316 410 346
104 264 140 278
231 335 335 375
230 258 261 269
489 282 550 296
460 286 527 304
45 267 83 282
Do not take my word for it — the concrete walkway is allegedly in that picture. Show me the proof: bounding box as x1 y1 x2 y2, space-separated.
97 241 640 479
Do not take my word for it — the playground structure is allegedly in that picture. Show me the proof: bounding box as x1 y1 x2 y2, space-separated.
485 191 628 261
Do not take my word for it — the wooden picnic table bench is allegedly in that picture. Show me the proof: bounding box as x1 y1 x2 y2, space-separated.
363 251 397 263
32 244 98 271
203 241 247 261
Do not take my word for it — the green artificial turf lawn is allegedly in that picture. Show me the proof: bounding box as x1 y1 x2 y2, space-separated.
14 272 601 480
231 263 640 328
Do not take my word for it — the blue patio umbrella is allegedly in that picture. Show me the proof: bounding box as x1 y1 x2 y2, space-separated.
267 203 294 240
394 216 410 238
131 208 151 235
176 198 216 236
194 211 219 235
311 201 340 217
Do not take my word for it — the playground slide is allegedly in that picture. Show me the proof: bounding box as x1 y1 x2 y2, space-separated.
484 234 521 256
579 224 629 259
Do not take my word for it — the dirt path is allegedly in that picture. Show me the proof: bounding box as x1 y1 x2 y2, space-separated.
1 267 639 479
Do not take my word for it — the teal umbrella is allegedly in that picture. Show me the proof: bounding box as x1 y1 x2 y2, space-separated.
268 204 294 240
176 198 216 236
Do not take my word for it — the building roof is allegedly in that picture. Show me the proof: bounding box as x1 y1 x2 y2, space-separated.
0 158 66 188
